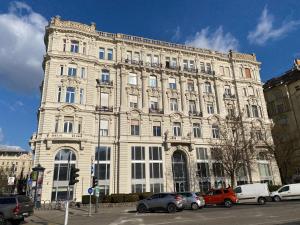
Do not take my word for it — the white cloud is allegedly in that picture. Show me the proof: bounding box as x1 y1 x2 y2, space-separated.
0 128 4 143
0 1 47 93
248 6 300 45
185 26 239 53
0 99 24 111
171 26 181 42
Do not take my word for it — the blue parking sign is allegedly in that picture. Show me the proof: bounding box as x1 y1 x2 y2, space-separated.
88 187 93 194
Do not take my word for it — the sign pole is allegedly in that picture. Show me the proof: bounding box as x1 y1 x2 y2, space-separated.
89 193 92 217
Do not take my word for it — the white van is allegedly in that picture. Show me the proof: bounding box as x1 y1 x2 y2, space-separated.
270 183 300 202
234 183 270 205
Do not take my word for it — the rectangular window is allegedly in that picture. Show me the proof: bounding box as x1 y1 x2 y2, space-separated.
126 51 132 61
197 162 210 177
150 183 164 193
149 75 157 87
79 88 84 104
65 87 75 103
152 122 161 136
95 146 111 183
133 52 140 62
101 70 110 83
63 39 66 52
165 57 170 68
57 86 62 102
170 98 178 111
131 184 146 193
99 48 105 59
83 42 86 55
78 118 82 134
81 67 85 78
196 148 208 160
206 63 212 74
187 80 194 91
169 77 176 89
70 40 79 53
193 123 201 138
68 67 77 77
258 163 271 178
146 54 152 64
213 163 224 177
100 93 109 108
252 105 259 117
189 100 196 113
128 73 137 85
183 60 188 69
246 105 251 117
107 49 113 60
60 65 64 76
100 120 109 136
153 55 159 65
150 162 163 179
131 120 140 135
204 82 212 93
207 103 214 114
173 122 181 136
131 146 145 160
63 117 73 133
149 96 158 110
149 147 162 160
55 117 59 132
129 95 138 108
200 62 205 73
243 88 247 96
95 146 111 161
190 60 194 69
245 68 251 78
212 125 220 138
171 58 177 68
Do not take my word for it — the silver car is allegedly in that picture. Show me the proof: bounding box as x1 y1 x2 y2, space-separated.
178 192 205 210
136 193 184 213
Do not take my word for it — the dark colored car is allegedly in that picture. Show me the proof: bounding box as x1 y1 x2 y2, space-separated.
136 193 184 213
202 188 238 208
0 195 34 224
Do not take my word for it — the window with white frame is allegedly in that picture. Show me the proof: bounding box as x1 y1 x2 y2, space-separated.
149 96 158 110
190 60 194 69
153 55 159 65
133 52 140 62
149 75 157 87
152 121 161 136
101 70 110 83
200 62 205 72
189 100 196 113
131 120 140 135
187 80 194 91
107 49 113 60
79 88 84 104
196 148 208 160
169 77 176 89
65 87 75 103
70 40 79 53
173 122 181 136
170 98 178 111
131 146 146 193
171 58 177 68
63 117 73 133
68 67 77 77
204 82 212 93
95 146 111 195
100 120 109 136
196 148 210 193
149 146 164 193
224 85 231 96
212 125 220 138
126 51 132 61
99 48 105 59
206 63 212 74
183 60 188 69
193 123 201 138
207 102 214 114
100 92 109 108
252 105 259 117
128 73 137 85
129 95 138 108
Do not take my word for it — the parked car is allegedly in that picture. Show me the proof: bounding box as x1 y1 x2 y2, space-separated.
178 192 205 210
270 183 300 202
234 183 270 205
136 193 184 213
202 188 238 208
0 195 34 224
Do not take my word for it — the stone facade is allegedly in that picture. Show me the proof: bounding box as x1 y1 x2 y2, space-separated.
30 16 281 202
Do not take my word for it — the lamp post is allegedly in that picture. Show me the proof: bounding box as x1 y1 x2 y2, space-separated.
31 164 45 208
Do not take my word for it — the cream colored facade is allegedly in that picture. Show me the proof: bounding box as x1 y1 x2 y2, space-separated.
30 16 281 202
0 146 33 179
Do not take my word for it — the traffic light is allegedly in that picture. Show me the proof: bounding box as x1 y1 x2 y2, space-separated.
69 167 80 185
92 176 98 188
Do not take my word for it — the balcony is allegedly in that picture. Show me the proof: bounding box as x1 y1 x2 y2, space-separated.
200 69 215 75
223 93 236 99
149 108 164 114
96 106 113 112
96 79 113 86
145 62 162 68
183 67 198 73
165 64 179 70
188 111 203 117
124 59 143 65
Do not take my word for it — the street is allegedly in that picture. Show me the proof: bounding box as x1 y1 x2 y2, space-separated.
25 201 300 225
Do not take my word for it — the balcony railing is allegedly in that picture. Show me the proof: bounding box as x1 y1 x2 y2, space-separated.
145 62 162 68
96 106 113 112
165 64 179 70
149 108 164 114
188 111 203 117
200 69 215 75
183 67 198 73
223 93 236 99
96 79 113 86
124 59 143 65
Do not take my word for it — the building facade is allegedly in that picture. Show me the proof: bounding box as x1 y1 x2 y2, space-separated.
30 17 281 202
264 59 300 183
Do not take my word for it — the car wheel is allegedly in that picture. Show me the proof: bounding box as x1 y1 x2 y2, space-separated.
167 203 177 213
258 197 266 205
0 214 7 225
273 196 281 202
224 199 232 208
191 203 199 210
137 204 147 213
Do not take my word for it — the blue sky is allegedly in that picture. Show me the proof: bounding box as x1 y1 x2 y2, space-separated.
0 0 300 150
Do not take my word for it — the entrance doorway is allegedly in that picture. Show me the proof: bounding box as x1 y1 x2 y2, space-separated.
172 151 189 192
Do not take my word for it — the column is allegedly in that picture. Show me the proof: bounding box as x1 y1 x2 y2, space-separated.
180 76 187 114
141 70 148 113
215 80 226 116
120 68 127 111
197 79 205 117
161 73 168 114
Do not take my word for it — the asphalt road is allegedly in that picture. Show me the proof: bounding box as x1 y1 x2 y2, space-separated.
25 201 300 225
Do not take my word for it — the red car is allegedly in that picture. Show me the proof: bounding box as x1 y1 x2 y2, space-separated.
202 188 238 208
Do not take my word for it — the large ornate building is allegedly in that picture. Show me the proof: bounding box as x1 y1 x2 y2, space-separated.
30 16 281 201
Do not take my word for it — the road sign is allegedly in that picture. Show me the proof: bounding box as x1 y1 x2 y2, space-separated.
88 187 93 194
94 186 100 197
7 177 15 185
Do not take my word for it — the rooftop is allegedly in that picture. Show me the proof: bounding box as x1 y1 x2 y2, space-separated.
0 145 29 154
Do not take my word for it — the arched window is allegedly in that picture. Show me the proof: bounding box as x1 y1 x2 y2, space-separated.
52 149 76 201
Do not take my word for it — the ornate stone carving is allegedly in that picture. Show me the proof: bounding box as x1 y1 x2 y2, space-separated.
126 86 141 96
147 87 161 97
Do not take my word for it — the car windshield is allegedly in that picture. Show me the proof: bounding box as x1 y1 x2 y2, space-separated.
0 197 16 204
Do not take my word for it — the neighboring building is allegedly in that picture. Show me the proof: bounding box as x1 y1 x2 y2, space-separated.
264 59 300 183
0 145 33 179
30 16 281 202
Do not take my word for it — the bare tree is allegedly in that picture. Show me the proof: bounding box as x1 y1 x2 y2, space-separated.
210 114 259 187
262 123 300 184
